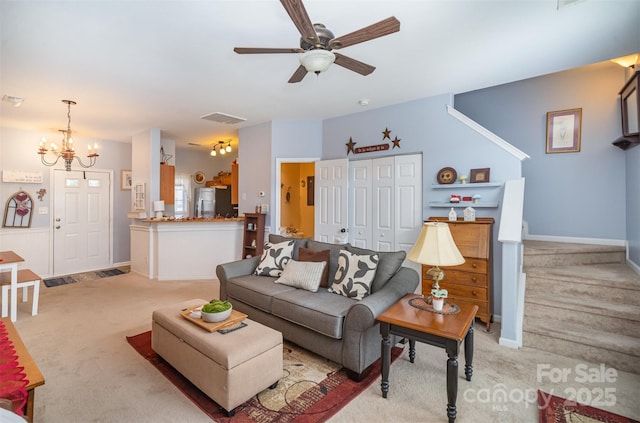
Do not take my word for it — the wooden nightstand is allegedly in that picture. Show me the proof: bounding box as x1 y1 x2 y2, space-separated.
425 217 494 331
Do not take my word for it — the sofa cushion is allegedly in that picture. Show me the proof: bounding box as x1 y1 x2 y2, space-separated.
298 247 331 288
268 234 309 260
271 288 354 339
346 245 406 293
275 259 326 292
306 240 350 283
226 274 296 313
254 240 295 277
329 249 379 300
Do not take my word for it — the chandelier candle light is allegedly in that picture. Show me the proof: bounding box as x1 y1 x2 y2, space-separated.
407 222 465 311
38 100 99 171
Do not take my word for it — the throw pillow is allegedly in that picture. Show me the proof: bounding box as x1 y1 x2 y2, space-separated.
329 249 379 300
254 240 295 277
268 234 310 260
346 245 406 293
298 247 331 288
274 259 327 292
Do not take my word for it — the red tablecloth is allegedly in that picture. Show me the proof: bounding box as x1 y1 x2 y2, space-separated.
0 321 28 415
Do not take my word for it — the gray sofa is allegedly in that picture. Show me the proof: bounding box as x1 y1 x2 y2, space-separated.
216 235 419 381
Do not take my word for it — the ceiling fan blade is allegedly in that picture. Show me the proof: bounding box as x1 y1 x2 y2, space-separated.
234 47 303 54
330 17 400 49
280 0 318 44
333 53 375 76
288 65 308 83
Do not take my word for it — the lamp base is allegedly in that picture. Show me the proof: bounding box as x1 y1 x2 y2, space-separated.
155 211 163 219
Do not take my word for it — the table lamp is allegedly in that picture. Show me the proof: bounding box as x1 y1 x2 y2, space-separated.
153 200 165 219
407 222 465 300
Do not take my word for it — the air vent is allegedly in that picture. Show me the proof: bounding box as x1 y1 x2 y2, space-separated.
200 112 246 124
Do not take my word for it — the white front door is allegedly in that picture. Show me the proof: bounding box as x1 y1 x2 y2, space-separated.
53 169 111 276
314 159 348 243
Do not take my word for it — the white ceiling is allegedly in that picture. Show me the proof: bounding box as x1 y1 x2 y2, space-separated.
1 0 638 151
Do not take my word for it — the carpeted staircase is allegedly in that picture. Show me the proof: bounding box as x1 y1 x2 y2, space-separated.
522 240 640 375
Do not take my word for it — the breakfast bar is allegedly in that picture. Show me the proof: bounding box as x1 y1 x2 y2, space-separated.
130 218 245 280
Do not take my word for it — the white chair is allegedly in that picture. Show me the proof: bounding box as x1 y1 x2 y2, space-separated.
0 269 41 319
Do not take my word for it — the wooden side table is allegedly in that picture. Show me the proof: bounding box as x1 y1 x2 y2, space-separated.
377 294 478 423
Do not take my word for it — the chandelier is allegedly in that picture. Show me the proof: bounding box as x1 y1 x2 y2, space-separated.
210 140 232 157
38 100 99 171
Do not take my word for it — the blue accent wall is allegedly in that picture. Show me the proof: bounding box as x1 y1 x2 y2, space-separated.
455 62 628 242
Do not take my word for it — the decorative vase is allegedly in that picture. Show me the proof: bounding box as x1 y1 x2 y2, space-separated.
432 297 444 312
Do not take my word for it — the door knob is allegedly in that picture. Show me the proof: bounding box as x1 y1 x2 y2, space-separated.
55 218 61 222
55 225 61 229
340 228 348 233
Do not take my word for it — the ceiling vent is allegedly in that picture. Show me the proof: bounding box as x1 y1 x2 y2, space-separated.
200 112 246 124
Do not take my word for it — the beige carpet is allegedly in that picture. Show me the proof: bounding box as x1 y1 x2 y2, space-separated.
11 272 640 422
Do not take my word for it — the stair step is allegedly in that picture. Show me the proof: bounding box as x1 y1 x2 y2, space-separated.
525 263 640 306
523 241 625 268
524 300 640 338
525 292 640 322
523 318 640 374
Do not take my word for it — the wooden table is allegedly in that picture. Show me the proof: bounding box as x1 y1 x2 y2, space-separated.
377 294 478 423
0 251 25 322
1 318 45 423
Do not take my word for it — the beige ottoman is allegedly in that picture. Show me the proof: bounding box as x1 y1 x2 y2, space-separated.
152 299 282 415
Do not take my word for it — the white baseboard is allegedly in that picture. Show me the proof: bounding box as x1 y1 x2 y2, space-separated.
499 337 521 349
523 233 627 247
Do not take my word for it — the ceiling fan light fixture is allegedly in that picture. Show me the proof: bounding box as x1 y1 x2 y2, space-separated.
299 49 335 73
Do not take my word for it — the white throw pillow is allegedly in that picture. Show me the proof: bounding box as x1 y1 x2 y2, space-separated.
254 240 295 277
275 259 327 292
329 249 379 300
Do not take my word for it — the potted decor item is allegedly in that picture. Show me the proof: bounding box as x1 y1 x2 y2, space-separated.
201 299 233 322
431 288 448 312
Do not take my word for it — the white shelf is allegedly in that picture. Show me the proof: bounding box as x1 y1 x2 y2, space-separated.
431 182 502 189
429 202 499 208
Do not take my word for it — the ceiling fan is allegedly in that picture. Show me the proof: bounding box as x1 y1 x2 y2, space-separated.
234 0 400 83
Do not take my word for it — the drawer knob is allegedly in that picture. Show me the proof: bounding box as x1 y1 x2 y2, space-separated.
471 276 477 282
472 263 477 268
472 290 478 296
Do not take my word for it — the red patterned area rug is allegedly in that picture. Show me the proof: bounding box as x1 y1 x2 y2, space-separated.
127 331 403 422
538 390 639 423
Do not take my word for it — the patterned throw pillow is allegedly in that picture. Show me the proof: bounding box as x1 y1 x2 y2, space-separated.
275 259 327 292
329 249 379 300
254 240 295 277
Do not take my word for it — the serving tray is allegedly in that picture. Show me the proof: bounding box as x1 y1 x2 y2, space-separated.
180 307 248 332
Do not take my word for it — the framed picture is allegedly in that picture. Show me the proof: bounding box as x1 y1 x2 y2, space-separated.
121 170 132 190
470 168 490 183
546 108 582 153
620 72 639 137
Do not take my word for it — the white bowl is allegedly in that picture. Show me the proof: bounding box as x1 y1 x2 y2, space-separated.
201 306 232 323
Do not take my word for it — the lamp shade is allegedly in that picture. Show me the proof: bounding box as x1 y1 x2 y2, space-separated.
299 50 336 73
407 222 465 266
153 200 165 212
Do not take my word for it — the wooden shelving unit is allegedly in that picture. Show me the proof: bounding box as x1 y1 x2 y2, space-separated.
242 213 265 258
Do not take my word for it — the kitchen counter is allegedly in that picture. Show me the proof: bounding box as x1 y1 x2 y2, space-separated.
142 217 244 223
130 218 245 280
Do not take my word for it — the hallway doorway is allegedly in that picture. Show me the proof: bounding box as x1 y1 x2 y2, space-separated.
275 158 318 239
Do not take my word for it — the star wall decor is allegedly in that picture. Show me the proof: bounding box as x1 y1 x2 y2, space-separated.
345 127 402 155
346 137 357 154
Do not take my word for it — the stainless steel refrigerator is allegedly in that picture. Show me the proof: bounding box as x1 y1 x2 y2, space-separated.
194 187 215 218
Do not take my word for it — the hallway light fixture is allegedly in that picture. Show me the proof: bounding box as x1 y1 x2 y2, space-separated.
38 100 99 171
210 140 232 157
